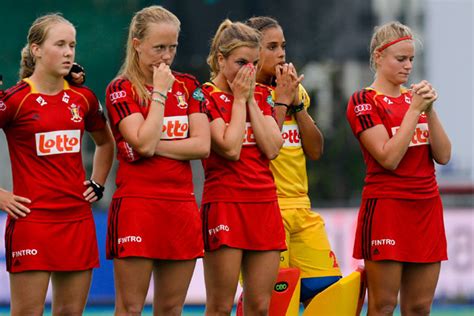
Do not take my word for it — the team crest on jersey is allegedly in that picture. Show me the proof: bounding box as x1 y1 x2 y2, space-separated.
36 96 47 106
192 87 205 101
62 92 70 104
68 104 82 123
405 95 411 104
0 100 5 111
175 91 188 109
266 95 274 107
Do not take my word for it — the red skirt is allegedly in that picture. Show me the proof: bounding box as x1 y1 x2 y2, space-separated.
201 201 286 252
106 197 203 260
353 195 447 262
5 216 99 273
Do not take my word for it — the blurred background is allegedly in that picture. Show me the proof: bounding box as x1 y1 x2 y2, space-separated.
0 0 472 313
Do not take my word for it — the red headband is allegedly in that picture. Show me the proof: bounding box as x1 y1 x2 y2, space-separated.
377 36 413 52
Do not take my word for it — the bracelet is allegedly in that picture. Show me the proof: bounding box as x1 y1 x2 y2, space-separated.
89 179 105 201
151 96 166 106
274 102 289 108
152 90 168 100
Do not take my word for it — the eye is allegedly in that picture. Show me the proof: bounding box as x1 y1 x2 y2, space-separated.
267 44 277 51
236 60 246 66
154 45 165 52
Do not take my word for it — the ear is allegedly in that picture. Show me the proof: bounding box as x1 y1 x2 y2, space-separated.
30 43 41 59
132 38 141 53
217 52 225 70
373 50 383 67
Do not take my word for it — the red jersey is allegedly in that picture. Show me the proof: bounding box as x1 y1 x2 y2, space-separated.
346 88 438 199
198 82 278 203
0 79 106 222
106 72 203 201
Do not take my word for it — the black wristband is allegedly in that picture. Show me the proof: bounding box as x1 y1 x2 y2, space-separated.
89 179 105 201
292 102 305 113
274 102 289 108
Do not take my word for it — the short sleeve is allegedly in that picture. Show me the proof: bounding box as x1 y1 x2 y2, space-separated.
0 97 15 129
188 86 209 117
105 79 142 127
82 88 107 132
346 89 382 137
256 86 274 116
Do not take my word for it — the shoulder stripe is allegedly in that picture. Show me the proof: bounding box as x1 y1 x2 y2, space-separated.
3 82 29 102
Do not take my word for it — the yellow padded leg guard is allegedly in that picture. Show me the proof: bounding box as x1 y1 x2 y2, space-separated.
302 267 367 316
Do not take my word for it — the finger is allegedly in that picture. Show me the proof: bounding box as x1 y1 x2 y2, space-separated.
12 201 31 214
82 187 93 197
6 205 27 218
4 208 19 220
13 195 31 204
85 192 97 202
297 74 304 84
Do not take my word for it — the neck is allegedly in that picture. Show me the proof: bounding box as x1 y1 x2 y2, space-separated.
256 71 273 86
212 74 232 94
28 71 65 95
371 76 402 97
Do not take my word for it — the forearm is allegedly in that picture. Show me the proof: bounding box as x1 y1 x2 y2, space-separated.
295 109 324 160
380 108 422 169
155 137 210 160
248 102 283 159
273 104 288 130
215 100 247 156
89 141 114 185
426 109 451 164
134 102 165 154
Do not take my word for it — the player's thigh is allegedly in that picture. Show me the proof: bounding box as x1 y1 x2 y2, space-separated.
10 271 50 316
114 257 154 308
153 259 197 310
51 270 92 315
400 262 441 315
365 260 402 313
241 250 280 303
290 210 340 277
203 247 243 308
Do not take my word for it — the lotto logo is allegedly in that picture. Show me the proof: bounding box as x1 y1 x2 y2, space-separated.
35 130 81 156
243 122 256 145
353 103 372 114
161 115 189 139
109 90 127 102
391 123 430 147
281 124 301 147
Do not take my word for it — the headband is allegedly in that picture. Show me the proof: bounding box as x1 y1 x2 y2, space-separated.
377 36 413 52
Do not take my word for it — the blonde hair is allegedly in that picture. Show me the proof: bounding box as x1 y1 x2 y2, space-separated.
119 5 180 103
20 13 74 79
207 19 261 79
369 21 414 71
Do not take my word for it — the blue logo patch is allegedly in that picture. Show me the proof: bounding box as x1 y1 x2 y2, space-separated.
266 95 274 107
192 88 205 101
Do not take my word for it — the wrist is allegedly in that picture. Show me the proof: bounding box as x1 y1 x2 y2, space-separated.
290 102 305 114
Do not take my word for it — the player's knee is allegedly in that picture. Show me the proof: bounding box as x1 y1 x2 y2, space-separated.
243 296 271 316
11 305 44 316
51 305 85 316
116 302 144 316
155 304 183 316
401 300 432 316
206 301 234 315
300 275 341 302
373 297 398 314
